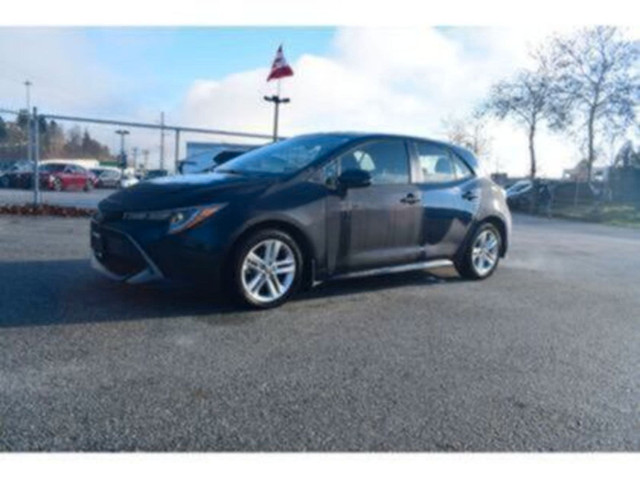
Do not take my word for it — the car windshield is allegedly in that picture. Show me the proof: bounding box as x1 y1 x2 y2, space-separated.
217 135 352 176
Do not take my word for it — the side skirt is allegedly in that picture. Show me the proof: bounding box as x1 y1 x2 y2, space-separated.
329 259 454 281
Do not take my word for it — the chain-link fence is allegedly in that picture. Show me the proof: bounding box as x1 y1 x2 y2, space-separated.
506 177 640 226
0 107 272 208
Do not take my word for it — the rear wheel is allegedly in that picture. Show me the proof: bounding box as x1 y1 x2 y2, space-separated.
457 223 502 280
84 179 93 192
0 176 9 188
52 177 63 191
232 229 303 309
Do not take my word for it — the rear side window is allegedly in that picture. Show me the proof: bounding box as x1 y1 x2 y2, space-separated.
451 154 474 180
415 142 456 183
340 140 410 185
415 142 474 183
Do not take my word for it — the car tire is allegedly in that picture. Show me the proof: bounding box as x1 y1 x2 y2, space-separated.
52 177 63 192
0 176 9 188
84 179 93 192
232 229 303 309
457 222 502 280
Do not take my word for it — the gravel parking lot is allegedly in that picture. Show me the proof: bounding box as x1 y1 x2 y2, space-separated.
0 213 639 451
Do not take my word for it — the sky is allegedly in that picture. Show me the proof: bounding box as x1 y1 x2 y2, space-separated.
0 26 636 175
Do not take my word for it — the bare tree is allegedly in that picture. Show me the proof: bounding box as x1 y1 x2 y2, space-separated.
481 63 561 179
441 114 492 160
550 26 640 182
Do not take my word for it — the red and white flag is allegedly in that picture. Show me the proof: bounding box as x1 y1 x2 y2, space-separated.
267 45 294 82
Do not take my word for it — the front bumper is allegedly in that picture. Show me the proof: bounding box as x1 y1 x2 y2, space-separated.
89 215 230 286
90 221 165 284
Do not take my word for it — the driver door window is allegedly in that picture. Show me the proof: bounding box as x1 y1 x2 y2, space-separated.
340 140 410 185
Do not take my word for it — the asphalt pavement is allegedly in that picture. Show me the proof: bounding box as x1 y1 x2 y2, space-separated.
0 187 112 209
0 213 639 451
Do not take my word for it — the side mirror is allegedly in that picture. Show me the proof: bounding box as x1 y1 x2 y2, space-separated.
338 169 371 189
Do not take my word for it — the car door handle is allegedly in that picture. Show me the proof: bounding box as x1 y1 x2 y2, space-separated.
400 193 421 205
462 190 478 201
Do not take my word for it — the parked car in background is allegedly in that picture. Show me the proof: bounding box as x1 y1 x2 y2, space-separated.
505 179 534 210
39 163 96 191
0 161 36 189
92 132 511 309
90 167 122 189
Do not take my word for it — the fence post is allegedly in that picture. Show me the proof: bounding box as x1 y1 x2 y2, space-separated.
33 107 40 206
174 128 180 174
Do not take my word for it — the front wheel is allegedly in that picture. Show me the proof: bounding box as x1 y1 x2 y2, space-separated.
232 229 303 309
457 223 502 280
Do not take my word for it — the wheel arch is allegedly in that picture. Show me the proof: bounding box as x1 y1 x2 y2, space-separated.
225 218 317 290
456 215 509 265
480 215 508 257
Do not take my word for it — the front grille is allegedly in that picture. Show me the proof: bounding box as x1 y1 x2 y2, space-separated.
92 225 146 276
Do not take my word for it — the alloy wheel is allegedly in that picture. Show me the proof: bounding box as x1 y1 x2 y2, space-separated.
471 229 499 277
241 239 297 304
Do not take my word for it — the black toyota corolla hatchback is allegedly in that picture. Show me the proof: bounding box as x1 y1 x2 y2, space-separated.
91 133 511 308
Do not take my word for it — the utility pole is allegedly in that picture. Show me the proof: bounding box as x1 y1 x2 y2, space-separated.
115 129 130 176
24 80 32 112
159 112 166 170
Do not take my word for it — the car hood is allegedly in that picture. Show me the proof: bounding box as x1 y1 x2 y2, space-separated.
99 172 276 212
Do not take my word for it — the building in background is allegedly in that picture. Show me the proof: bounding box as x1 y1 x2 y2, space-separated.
562 160 610 183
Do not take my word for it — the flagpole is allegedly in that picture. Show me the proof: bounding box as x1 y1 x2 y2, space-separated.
264 46 292 142
274 79 281 141
273 88 280 141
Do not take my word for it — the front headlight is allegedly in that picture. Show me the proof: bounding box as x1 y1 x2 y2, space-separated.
123 204 225 234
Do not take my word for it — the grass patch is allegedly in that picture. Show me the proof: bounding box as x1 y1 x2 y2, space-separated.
552 203 640 228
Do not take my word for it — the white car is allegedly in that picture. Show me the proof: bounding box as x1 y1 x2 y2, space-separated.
120 175 139 189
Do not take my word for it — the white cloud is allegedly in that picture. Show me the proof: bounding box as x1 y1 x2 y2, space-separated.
2 27 635 175
177 27 588 178
0 28 124 114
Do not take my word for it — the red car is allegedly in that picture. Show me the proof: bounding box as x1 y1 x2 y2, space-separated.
39 163 97 192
